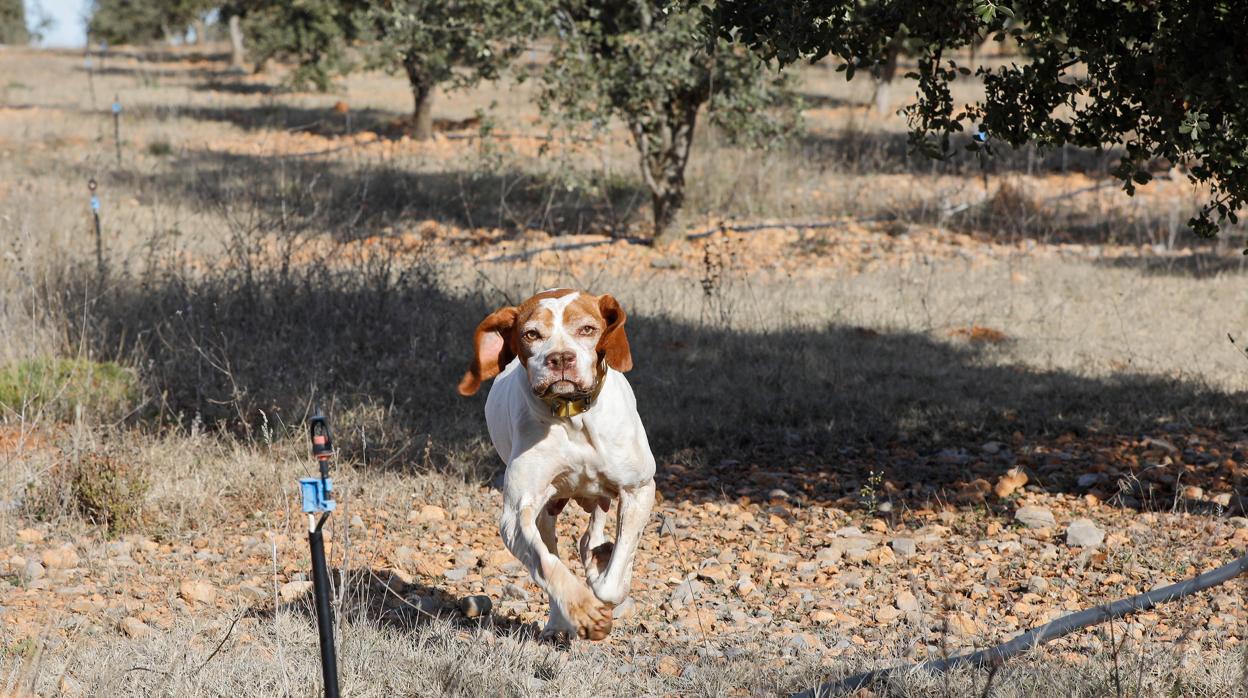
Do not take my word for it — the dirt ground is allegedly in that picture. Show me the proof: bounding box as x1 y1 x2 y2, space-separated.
1 44 1247 696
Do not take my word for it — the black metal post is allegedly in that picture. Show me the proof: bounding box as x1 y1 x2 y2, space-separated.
88 178 103 275
304 410 340 698
112 95 122 167
85 56 96 109
308 515 340 698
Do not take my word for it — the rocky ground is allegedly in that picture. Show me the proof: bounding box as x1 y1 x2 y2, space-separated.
4 422 1247 693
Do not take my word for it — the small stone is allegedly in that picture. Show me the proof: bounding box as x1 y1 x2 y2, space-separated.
1211 493 1233 507
734 576 756 597
502 583 529 600
1212 594 1237 612
786 632 824 652
767 488 790 500
180 580 218 605
1182 486 1204 500
1065 519 1105 548
655 655 683 676
17 528 43 544
810 609 836 624
21 560 45 583
948 614 980 636
458 595 492 618
889 537 917 557
875 606 901 622
895 590 919 612
239 584 267 601
280 580 314 602
668 580 703 608
1015 505 1056 529
1077 473 1103 488
835 526 865 538
58 675 85 698
1027 576 1050 595
409 505 448 523
350 515 365 529
444 568 469 582
814 547 842 567
41 546 79 569
994 467 1028 498
119 616 151 639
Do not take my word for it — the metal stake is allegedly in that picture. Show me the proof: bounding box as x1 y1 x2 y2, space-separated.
301 411 340 698
88 178 103 275
112 95 122 167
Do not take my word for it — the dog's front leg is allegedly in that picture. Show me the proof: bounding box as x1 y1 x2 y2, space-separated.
500 481 612 641
589 479 655 606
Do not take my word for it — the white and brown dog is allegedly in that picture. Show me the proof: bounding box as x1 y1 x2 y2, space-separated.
458 289 656 641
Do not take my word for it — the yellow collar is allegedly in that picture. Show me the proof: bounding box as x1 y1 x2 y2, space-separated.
541 360 607 418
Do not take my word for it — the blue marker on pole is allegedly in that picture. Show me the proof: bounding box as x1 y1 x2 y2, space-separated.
90 195 100 212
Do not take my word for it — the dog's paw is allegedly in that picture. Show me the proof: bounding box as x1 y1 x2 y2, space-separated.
568 592 613 641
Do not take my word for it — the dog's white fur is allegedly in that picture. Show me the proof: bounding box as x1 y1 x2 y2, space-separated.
459 289 656 641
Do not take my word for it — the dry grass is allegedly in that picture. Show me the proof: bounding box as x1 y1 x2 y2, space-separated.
3 44 1248 697
10 610 1244 697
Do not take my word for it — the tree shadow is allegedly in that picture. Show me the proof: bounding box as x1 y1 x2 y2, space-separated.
49 258 1248 513
797 129 1124 177
101 149 646 238
180 103 488 140
1093 252 1248 279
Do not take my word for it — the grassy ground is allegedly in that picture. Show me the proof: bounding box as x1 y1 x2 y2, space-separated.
2 44 1248 696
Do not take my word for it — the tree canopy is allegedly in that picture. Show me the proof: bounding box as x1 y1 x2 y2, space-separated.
0 0 28 44
711 0 1248 237
542 0 797 243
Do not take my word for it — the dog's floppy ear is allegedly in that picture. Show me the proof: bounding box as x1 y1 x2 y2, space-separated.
596 294 632 372
458 306 519 396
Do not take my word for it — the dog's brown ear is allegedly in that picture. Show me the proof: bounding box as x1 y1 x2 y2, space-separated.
597 294 632 372
458 306 519 396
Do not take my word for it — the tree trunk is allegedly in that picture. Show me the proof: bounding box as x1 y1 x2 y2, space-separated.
403 53 435 140
228 15 245 70
640 106 698 247
191 18 207 45
872 33 903 115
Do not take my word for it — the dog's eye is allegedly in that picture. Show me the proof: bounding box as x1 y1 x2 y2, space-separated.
523 329 542 341
578 325 596 336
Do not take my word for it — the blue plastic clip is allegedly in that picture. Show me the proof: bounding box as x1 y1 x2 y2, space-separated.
90 195 100 212
112 101 121 114
300 477 336 513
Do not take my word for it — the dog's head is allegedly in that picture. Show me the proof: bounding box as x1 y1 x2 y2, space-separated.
457 289 631 398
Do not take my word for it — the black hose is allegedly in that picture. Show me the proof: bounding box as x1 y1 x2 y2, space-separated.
309 514 341 698
796 552 1248 697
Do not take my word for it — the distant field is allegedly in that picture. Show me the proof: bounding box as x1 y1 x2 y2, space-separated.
1 45 1246 697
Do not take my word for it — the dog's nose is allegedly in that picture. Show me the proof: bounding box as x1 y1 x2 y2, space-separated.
545 351 576 372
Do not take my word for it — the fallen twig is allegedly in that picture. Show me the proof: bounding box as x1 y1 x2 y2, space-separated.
796 553 1248 697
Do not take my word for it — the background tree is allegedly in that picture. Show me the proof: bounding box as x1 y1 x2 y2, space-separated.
0 0 28 44
242 0 363 90
87 0 208 45
542 0 797 245
244 0 538 140
712 0 1248 237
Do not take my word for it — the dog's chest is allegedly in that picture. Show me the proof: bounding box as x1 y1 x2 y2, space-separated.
538 420 621 498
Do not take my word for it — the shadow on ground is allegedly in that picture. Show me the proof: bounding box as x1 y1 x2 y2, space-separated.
178 103 483 140
259 567 540 642
100 149 646 238
47 255 1248 511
